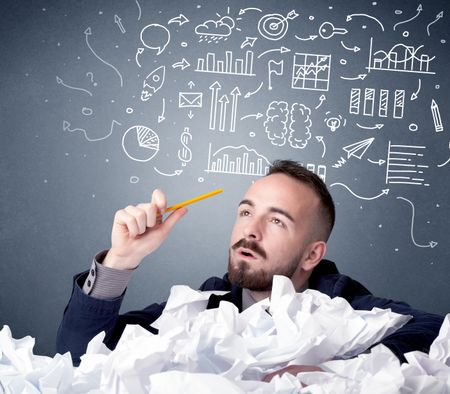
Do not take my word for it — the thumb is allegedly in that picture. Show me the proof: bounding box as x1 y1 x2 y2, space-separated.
161 207 188 234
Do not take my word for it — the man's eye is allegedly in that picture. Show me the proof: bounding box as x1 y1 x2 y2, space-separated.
239 210 250 216
271 217 284 227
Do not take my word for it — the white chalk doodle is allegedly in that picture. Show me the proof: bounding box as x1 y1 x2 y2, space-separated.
437 158 450 168
154 167 183 177
318 22 348 40
85 72 97 87
81 107 93 116
346 13 385 31
409 123 418 132
324 113 346 132
208 82 241 133
84 27 123 87
431 99 443 132
56 76 92 96
141 65 165 101
238 7 262 15
205 143 270 176
427 11 443 36
396 196 438 248
195 50 255 76
130 176 140 183
63 119 121 142
349 88 405 119
315 95 326 109
114 15 126 34
367 158 386 166
178 127 193 167
292 53 331 91
340 41 360 52
295 34 318 41
122 125 160 162
340 74 367 81
356 123 384 130
135 0 142 21
195 10 240 43
367 38 435 75
179 91 203 108
330 183 389 201
168 14 189 26
240 113 263 121
244 81 263 98
332 137 375 168
385 141 430 187
172 58 190 70
140 24 170 55
268 59 283 90
410 78 421 100
393 4 422 31
241 36 257 49
257 46 290 59
315 136 326 158
302 163 327 182
158 98 166 123
135 48 144 68
258 10 298 41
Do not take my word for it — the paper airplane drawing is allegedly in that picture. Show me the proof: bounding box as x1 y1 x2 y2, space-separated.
343 137 374 159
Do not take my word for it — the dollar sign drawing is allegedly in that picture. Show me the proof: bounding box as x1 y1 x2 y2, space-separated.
178 127 192 166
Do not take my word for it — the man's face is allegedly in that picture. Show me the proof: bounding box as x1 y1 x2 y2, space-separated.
228 173 321 291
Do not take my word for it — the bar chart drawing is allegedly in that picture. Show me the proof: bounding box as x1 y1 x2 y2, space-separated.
367 38 436 75
385 141 430 187
205 143 270 176
349 88 405 119
195 50 255 76
291 53 331 91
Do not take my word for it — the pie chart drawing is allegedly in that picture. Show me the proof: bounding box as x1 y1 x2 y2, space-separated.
122 125 160 162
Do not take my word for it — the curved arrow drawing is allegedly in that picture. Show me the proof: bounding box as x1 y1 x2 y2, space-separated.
340 41 360 52
356 123 384 130
315 94 326 109
135 47 144 68
63 119 121 142
393 4 422 31
315 136 326 158
239 7 262 15
330 183 389 201
346 13 385 31
410 78 421 101
168 14 189 26
84 27 123 87
56 76 92 96
240 113 263 120
154 167 183 176
340 74 367 81
437 158 450 168
295 34 318 41
257 47 290 59
244 81 263 98
367 158 386 166
427 11 443 36
396 196 438 248
172 58 190 70
158 98 166 123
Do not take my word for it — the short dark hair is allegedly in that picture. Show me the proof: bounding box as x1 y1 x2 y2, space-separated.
267 160 335 241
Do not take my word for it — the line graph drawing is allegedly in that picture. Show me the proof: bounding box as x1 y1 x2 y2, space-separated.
291 53 331 91
367 38 435 75
205 143 270 176
195 50 255 76
385 142 430 187
396 197 438 248
258 10 298 41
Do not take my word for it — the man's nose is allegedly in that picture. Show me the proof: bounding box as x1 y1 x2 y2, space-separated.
243 218 262 241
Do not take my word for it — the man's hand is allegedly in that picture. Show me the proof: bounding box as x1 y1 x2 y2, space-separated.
262 365 324 383
103 189 187 270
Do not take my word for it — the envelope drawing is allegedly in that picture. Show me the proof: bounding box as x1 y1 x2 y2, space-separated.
179 92 203 108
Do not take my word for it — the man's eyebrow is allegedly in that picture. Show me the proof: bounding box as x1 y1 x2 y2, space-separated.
238 199 295 223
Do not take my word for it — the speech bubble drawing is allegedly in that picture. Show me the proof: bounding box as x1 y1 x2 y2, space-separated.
140 24 170 55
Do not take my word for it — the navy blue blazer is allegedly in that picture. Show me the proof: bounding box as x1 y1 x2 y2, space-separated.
57 259 444 366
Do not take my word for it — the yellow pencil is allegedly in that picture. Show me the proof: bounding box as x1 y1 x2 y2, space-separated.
165 188 223 213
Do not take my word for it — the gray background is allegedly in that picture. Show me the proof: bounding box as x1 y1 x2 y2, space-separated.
1 0 449 357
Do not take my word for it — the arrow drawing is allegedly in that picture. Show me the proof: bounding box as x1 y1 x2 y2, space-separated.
135 47 144 68
410 78 421 101
340 74 367 81
239 7 262 15
240 113 263 121
356 123 384 130
331 183 389 201
230 87 241 132
154 167 183 177
172 58 190 70
396 196 438 248
257 46 290 59
346 13 385 31
84 27 123 87
218 95 229 132
245 82 263 98
427 11 443 36
315 136 326 158
188 110 194 119
209 81 221 130
114 15 126 33
315 94 326 109
393 4 422 31
367 158 386 166
295 34 318 41
168 14 189 26
241 37 257 49
158 98 166 123
340 41 360 52
56 76 92 96
63 119 121 142
437 158 450 168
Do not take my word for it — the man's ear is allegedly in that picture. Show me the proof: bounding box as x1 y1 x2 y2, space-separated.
301 241 327 272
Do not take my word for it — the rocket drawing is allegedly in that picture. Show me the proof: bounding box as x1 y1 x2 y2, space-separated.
141 65 166 101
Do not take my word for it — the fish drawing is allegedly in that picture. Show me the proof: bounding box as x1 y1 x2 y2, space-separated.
141 65 166 101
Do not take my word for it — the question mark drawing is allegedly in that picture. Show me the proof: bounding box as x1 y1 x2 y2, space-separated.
86 72 97 87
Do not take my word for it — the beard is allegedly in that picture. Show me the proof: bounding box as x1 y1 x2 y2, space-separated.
227 238 304 291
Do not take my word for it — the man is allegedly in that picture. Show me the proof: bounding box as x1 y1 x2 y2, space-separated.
57 160 444 380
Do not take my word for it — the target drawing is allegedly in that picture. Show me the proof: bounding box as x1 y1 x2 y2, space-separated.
257 10 299 41
122 125 160 162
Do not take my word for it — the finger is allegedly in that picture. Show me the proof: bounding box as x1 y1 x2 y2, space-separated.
161 207 187 235
124 205 147 235
151 189 167 214
137 203 158 228
114 209 140 238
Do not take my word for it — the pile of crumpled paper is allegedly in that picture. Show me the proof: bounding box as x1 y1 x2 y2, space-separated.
1 275 449 393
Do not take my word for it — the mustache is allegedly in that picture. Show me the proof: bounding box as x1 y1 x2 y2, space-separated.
231 238 267 259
